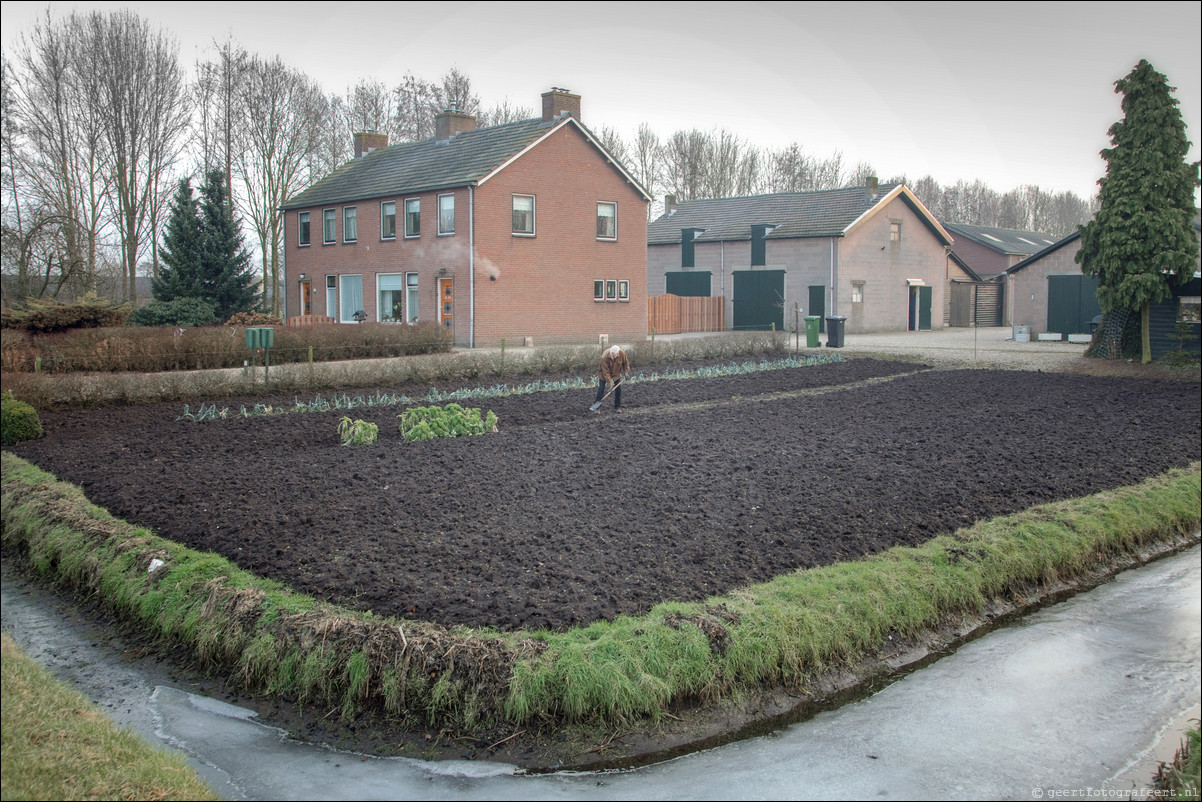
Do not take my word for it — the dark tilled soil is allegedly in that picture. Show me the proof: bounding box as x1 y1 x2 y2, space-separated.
10 358 1200 632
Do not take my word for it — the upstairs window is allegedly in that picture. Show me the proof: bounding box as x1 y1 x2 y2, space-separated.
890 221 901 242
298 212 310 246
381 201 396 239
323 209 336 244
343 206 357 243
438 194 455 234
597 202 616 240
404 198 420 237
512 194 535 235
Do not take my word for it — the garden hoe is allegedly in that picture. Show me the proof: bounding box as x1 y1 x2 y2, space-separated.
589 379 623 412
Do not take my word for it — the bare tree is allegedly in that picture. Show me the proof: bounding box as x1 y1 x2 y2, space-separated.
393 72 439 142
766 142 812 193
9 11 111 296
346 77 394 138
193 37 250 199
88 9 189 301
593 125 630 166
477 98 532 128
435 67 479 115
237 55 324 315
631 123 662 206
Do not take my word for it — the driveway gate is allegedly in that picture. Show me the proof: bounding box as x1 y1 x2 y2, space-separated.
732 270 785 331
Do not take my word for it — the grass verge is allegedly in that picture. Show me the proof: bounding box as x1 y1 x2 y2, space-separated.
1 632 219 801
2 451 1198 740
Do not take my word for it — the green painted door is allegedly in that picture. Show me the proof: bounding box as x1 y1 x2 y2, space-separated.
919 285 932 330
809 285 826 333
1047 275 1101 336
732 270 785 331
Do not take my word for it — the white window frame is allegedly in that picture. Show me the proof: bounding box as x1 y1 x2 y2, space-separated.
377 273 406 322
339 274 364 324
438 193 455 235
325 275 337 317
404 198 420 238
343 206 357 243
618 280 629 302
298 211 311 246
512 194 535 236
323 208 336 244
851 281 865 304
381 201 396 240
405 273 419 324
593 279 605 302
597 201 617 240
605 279 618 302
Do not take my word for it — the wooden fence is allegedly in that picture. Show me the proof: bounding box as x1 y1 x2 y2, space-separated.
647 294 725 335
286 315 336 327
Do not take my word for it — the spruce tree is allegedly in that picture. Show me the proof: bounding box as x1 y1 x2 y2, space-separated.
198 168 259 321
1076 59 1200 363
152 178 204 302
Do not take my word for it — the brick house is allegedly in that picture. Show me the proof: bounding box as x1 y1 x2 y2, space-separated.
646 181 954 334
281 89 651 347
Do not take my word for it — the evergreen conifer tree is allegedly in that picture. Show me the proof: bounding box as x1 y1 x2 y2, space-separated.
1076 59 1200 363
198 168 259 321
152 178 204 302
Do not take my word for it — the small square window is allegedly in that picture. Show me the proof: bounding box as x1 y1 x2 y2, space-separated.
594 280 605 301
597 202 616 239
438 194 454 235
381 201 396 239
852 282 865 304
605 280 617 301
323 209 336 244
1179 296 1201 323
405 198 420 237
512 195 535 235
343 207 357 242
618 280 629 301
298 212 310 246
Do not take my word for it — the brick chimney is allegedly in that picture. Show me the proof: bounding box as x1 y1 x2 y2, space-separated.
435 105 477 140
866 175 879 202
541 87 581 123
353 131 388 159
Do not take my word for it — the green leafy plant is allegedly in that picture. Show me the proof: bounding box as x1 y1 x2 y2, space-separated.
398 403 498 442
337 416 378 446
1 392 44 445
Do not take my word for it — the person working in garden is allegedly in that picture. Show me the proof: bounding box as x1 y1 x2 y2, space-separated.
593 345 630 412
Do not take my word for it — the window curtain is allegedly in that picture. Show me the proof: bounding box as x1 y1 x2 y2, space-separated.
341 275 363 322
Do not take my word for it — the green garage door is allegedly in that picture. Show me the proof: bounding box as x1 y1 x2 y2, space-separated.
1047 275 1101 337
732 270 785 331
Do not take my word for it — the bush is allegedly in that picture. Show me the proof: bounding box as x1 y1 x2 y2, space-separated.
225 311 285 327
1 392 44 445
399 403 498 442
127 297 218 328
0 295 131 332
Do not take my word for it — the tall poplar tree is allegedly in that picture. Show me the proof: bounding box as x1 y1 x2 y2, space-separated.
1076 59 1200 363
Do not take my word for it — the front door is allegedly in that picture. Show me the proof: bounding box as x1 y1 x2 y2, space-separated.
909 285 932 331
438 277 453 332
299 280 312 316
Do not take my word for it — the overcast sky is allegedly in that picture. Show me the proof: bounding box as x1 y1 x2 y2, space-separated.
3 1 1199 203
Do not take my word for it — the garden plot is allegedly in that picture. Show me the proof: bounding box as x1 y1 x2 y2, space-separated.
10 358 1200 632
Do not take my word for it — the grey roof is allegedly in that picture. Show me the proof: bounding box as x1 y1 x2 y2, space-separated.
647 184 949 244
943 222 1058 256
283 118 563 210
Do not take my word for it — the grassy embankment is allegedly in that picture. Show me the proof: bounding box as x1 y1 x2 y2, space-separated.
3 448 1198 738
1 632 219 800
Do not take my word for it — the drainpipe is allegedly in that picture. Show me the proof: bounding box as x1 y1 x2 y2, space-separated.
469 185 475 348
829 238 836 314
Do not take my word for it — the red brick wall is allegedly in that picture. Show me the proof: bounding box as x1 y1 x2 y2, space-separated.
471 124 648 346
283 123 648 347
